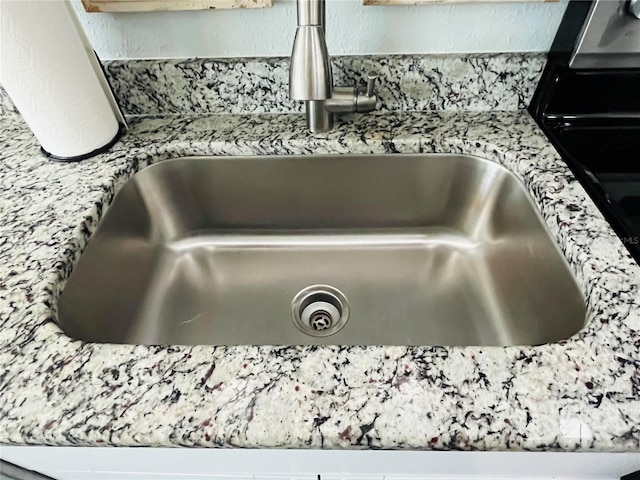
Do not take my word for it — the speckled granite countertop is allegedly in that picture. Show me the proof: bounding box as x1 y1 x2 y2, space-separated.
1 54 639 451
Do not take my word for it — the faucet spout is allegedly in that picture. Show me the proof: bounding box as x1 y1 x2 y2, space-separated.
297 0 325 27
289 0 379 133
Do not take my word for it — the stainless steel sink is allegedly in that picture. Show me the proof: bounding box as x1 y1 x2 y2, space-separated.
58 154 586 346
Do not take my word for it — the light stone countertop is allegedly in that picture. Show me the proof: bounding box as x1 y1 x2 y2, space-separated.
0 108 638 451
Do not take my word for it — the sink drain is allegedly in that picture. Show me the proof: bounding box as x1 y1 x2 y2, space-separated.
291 285 350 337
309 309 333 331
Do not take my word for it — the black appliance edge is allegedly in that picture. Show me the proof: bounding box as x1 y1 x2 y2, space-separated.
529 0 640 265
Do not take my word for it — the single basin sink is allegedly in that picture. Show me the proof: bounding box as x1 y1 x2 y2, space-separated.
58 154 586 346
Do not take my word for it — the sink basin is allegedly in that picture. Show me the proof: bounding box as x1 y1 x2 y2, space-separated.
58 154 586 346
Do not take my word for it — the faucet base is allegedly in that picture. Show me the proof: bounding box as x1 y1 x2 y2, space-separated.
305 100 333 134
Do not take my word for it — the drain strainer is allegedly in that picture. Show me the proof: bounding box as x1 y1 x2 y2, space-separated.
291 285 350 337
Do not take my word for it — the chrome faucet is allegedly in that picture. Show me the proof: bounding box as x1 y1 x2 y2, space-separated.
289 0 379 133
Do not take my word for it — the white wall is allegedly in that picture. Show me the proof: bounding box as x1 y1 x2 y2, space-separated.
71 0 568 60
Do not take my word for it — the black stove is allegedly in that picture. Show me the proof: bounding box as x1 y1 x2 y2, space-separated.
530 1 640 263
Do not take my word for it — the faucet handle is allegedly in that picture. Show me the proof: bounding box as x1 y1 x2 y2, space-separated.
354 71 378 113
366 72 378 97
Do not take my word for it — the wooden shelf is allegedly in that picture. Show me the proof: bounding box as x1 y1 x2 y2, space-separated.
81 0 272 13
364 0 555 5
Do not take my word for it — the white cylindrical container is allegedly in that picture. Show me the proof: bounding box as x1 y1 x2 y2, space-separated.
0 0 122 160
